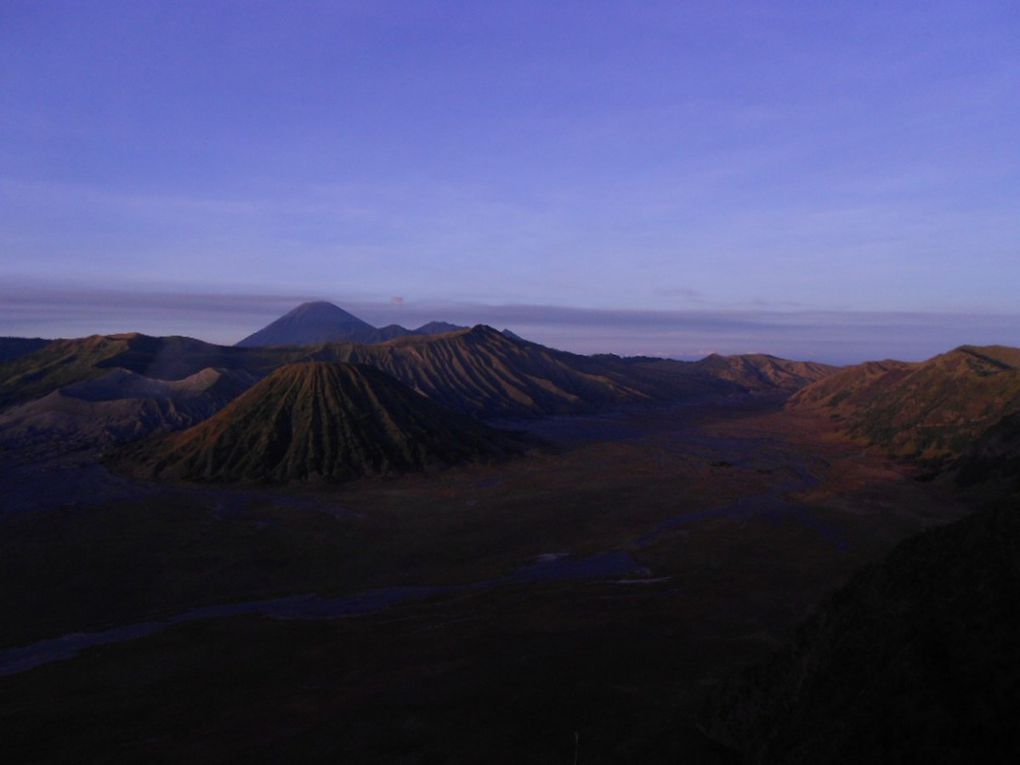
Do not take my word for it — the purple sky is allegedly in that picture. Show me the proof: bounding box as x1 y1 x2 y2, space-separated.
2 2 1018 362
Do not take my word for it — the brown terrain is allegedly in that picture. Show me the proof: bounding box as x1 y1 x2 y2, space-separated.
0 308 1016 763
0 395 976 763
789 345 1020 461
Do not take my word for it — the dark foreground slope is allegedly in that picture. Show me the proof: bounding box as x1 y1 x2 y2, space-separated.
789 345 1020 460
702 402 1020 764
701 493 1020 764
115 362 522 483
956 412 1020 489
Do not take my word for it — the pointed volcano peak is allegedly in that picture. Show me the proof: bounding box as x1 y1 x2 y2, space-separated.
272 301 371 328
235 301 376 348
463 324 507 341
287 300 362 320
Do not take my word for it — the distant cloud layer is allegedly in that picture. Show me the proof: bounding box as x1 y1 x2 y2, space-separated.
2 284 1018 365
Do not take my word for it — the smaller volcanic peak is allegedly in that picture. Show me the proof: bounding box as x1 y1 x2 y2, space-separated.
236 301 377 347
115 362 522 483
373 324 416 342
415 321 465 336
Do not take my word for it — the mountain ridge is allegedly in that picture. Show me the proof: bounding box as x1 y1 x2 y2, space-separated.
788 345 1020 461
2 325 840 422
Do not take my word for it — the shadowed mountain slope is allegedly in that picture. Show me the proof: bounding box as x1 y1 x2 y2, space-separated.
956 411 1020 489
114 362 523 483
701 495 1020 764
0 338 51 364
0 368 254 452
302 325 677 418
0 334 284 410
0 335 136 409
789 346 1020 460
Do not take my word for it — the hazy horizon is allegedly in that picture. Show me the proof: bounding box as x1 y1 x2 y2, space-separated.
3 281 1019 365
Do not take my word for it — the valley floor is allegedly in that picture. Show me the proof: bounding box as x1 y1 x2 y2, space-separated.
0 396 972 763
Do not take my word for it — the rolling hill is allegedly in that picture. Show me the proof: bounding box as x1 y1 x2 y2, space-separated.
788 346 1020 460
693 353 837 394
0 333 282 410
114 362 523 483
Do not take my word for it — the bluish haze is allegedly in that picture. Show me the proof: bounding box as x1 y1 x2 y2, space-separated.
1 1 1018 361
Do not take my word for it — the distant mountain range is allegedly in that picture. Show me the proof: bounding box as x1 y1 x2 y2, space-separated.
0 311 837 422
234 301 466 347
16 299 1020 489
7 301 1018 467
0 302 844 484
114 362 522 483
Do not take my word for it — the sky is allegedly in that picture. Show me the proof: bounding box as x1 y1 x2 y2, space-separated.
1 1 1018 362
